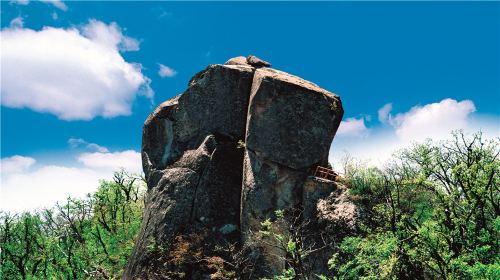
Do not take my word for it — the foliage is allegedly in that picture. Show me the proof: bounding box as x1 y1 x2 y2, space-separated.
258 209 331 280
263 268 296 280
141 229 243 279
1 131 498 279
237 140 246 149
0 170 145 280
330 131 499 279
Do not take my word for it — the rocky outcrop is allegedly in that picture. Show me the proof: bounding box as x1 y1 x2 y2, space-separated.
241 67 342 276
124 56 346 279
302 179 359 276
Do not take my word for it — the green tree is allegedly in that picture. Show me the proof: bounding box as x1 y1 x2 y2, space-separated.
0 170 145 279
330 131 499 279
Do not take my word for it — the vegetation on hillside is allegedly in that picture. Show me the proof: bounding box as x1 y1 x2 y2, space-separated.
328 131 499 279
0 171 145 279
1 131 498 279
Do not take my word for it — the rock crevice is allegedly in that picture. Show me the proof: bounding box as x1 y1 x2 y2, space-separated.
124 56 346 279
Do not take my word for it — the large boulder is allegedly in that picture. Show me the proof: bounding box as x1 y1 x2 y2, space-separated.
125 137 214 279
240 67 343 276
124 56 345 279
125 64 254 279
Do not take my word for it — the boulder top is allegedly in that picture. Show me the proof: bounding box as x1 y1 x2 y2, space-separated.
224 55 271 68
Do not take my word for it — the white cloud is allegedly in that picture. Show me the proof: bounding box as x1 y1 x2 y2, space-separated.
82 19 139 52
330 130 405 170
68 138 109 153
40 0 67 11
378 103 392 123
1 20 153 121
9 17 24 28
1 155 36 174
158 63 177 78
67 138 86 148
336 117 369 138
390 99 476 142
0 148 142 213
1 166 103 212
78 150 141 172
330 98 498 168
86 144 109 153
11 0 67 10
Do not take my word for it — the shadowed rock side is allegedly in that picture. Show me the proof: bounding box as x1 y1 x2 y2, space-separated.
125 64 253 279
124 56 346 279
141 64 253 173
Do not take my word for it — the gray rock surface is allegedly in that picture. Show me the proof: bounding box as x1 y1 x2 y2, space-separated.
124 56 346 279
240 149 307 275
142 64 253 174
303 176 337 219
245 67 343 170
317 183 358 230
224 56 249 66
126 63 254 279
304 182 359 277
240 68 343 276
246 55 271 67
125 136 215 278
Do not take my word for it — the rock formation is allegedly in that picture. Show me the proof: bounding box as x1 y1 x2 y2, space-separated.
124 56 351 279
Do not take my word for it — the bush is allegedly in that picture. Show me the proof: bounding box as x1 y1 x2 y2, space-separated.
330 131 499 280
0 170 145 280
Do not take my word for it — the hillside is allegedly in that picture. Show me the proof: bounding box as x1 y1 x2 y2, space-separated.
1 57 498 280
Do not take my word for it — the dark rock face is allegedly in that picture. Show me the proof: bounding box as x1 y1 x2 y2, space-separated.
240 67 343 276
124 56 346 279
246 67 342 170
142 64 253 173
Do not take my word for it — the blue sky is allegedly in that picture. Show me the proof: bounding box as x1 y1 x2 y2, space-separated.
1 1 499 211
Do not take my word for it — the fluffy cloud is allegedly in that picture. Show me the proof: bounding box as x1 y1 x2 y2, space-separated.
1 166 104 212
1 147 142 212
390 99 476 142
330 98 497 168
68 138 109 153
82 19 139 51
1 20 153 120
40 0 67 11
11 0 67 10
1 155 36 174
336 117 369 138
158 63 177 78
77 150 141 172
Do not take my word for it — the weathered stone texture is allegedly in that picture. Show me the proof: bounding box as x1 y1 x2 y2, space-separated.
142 64 253 174
125 56 347 279
246 55 271 68
245 67 343 170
